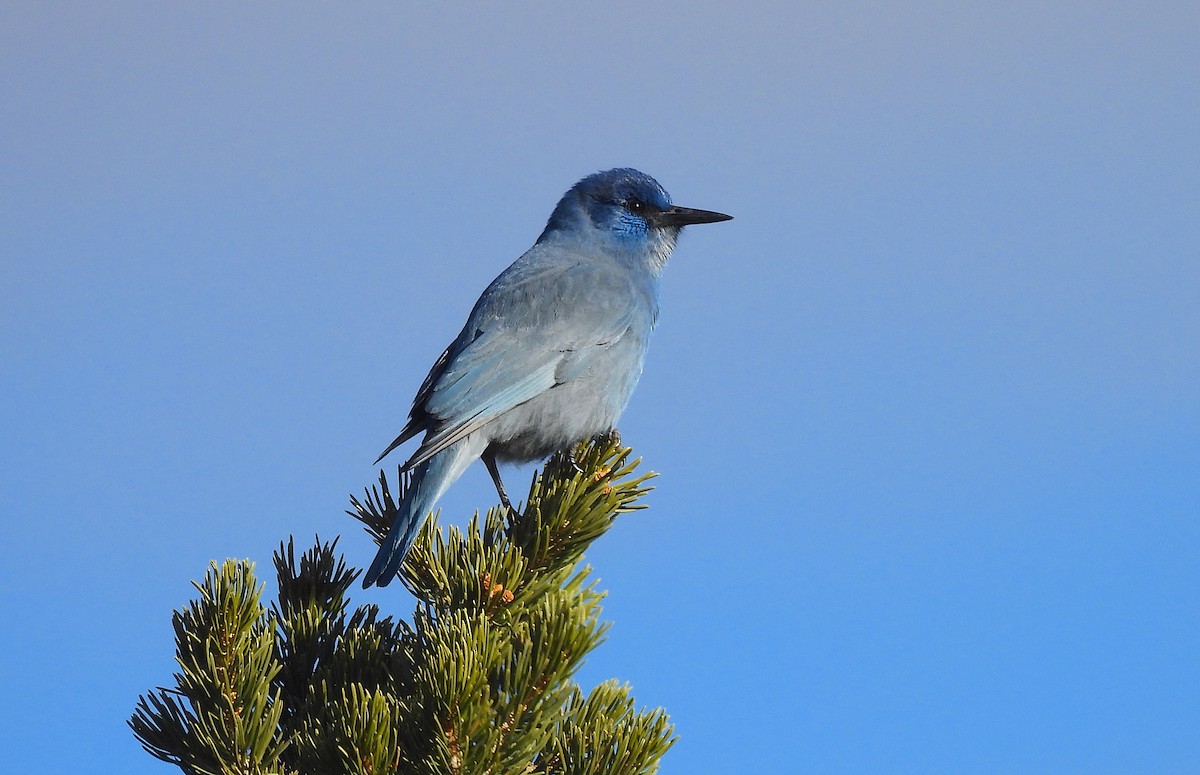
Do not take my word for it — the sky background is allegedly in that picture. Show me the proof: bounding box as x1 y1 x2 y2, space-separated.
2 3 1197 772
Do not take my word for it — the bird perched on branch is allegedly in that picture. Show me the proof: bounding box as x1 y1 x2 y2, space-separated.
363 168 731 587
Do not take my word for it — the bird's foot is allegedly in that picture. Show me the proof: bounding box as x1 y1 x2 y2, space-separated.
483 450 519 514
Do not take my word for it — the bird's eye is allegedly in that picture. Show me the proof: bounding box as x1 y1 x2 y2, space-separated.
625 199 646 215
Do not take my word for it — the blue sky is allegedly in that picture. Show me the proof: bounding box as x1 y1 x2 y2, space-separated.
2 3 1197 772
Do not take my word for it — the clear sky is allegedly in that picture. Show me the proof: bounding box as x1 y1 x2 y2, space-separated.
2 3 1197 772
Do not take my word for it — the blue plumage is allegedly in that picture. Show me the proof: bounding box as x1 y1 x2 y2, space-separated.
363 168 731 587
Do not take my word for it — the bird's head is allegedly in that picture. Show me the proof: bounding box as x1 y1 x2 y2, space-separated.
538 168 732 272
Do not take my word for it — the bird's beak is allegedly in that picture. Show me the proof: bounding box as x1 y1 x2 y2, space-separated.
653 205 733 228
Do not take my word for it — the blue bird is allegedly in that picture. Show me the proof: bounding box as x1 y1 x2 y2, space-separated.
363 168 731 587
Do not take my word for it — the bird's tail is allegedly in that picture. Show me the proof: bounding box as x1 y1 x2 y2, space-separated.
361 440 479 588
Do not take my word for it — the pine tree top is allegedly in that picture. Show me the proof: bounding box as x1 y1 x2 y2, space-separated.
131 438 676 775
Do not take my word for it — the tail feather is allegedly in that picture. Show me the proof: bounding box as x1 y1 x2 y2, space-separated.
361 495 421 587
362 439 481 588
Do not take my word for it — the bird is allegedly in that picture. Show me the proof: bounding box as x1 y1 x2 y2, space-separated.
362 168 731 587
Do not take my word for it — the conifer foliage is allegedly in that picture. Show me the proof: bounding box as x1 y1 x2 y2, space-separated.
130 437 676 774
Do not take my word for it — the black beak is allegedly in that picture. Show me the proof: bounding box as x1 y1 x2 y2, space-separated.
653 205 733 228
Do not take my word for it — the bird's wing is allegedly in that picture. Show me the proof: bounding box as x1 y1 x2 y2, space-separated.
374 346 454 463
400 252 650 469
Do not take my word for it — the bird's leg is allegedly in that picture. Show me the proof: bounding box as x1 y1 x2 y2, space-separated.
565 449 585 474
482 449 514 512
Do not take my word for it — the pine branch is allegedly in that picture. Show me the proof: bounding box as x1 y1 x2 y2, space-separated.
535 681 677 775
130 560 288 775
